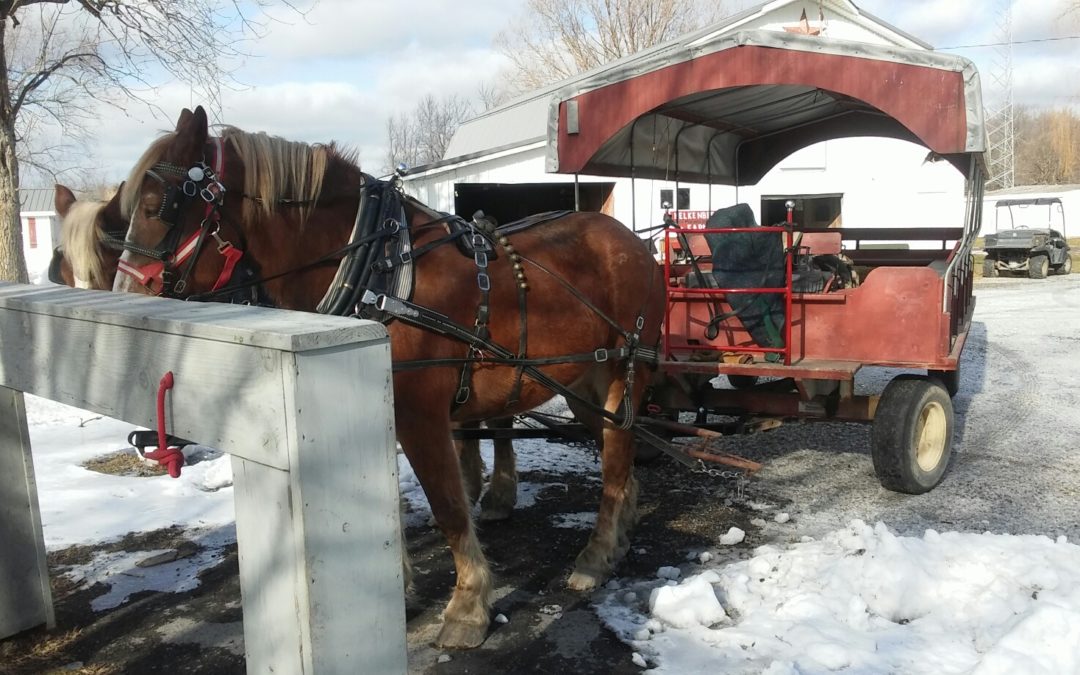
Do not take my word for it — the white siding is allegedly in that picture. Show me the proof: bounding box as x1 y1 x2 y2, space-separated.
21 213 58 283
407 137 971 238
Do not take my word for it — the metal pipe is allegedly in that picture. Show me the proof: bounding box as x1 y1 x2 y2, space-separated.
672 122 694 223
706 133 716 212
629 117 640 231
574 173 580 211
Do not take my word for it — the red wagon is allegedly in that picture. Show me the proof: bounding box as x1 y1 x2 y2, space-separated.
542 31 987 493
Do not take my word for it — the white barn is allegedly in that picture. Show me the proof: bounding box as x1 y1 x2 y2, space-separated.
403 0 976 236
19 187 60 282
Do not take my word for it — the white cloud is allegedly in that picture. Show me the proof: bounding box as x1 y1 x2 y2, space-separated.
859 0 1080 110
859 0 987 47
1013 55 1080 108
256 0 524 60
1012 0 1078 39
64 2 523 182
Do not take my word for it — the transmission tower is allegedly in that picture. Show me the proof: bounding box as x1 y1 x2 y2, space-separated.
986 0 1015 190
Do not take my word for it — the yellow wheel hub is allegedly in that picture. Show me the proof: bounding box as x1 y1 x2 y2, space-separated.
915 401 947 472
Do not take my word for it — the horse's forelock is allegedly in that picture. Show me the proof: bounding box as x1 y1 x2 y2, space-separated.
220 127 359 226
60 200 108 288
121 132 177 221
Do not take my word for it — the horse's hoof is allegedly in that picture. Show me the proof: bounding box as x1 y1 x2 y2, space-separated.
478 505 512 522
464 484 482 507
434 619 488 649
567 568 604 591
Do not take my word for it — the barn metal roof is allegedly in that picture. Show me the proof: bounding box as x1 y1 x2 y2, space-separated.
19 187 56 214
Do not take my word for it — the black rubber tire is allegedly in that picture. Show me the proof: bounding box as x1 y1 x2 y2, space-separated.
1055 255 1073 276
727 374 758 389
871 375 954 495
928 363 960 397
982 257 998 278
1028 254 1049 279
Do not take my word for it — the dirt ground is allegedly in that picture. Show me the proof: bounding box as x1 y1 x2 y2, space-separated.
0 449 768 675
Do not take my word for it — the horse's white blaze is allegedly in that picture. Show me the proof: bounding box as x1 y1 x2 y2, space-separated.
74 276 91 289
112 251 138 293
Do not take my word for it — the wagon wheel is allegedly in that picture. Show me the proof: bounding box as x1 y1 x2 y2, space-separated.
1055 255 1073 275
871 375 954 494
1028 254 1049 279
982 257 998 278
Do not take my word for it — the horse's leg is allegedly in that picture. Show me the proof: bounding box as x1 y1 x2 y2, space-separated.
479 417 517 521
456 421 484 506
567 367 645 591
398 417 492 648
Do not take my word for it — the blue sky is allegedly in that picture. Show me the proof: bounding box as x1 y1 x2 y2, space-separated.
80 0 1078 186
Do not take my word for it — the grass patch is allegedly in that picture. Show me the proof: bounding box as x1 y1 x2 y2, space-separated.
82 449 166 478
0 628 119 674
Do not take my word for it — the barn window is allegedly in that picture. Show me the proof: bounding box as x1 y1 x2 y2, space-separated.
659 189 673 208
27 217 37 249
677 188 690 210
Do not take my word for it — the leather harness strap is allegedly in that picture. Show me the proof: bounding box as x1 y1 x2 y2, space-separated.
453 222 495 407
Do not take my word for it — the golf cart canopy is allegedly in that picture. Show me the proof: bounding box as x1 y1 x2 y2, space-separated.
546 30 987 185
995 198 1063 207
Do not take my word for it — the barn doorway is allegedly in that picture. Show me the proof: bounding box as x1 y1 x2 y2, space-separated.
454 182 615 224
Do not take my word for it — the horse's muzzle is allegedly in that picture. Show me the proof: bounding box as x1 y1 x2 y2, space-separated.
48 247 66 285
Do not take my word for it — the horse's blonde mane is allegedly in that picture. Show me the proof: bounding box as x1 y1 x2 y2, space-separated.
61 199 109 288
119 125 358 228
120 133 176 221
220 126 357 225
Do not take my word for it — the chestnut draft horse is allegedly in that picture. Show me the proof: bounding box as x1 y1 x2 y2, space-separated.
112 107 665 648
52 180 521 520
49 185 125 289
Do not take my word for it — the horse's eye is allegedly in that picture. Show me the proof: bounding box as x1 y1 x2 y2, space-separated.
140 190 161 216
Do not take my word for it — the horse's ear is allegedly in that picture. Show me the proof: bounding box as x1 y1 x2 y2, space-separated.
54 184 77 217
174 106 209 159
103 183 124 224
174 108 193 131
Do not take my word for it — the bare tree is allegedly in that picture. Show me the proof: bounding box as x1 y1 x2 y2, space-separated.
477 80 510 112
0 1 306 283
1015 106 1080 185
385 93 474 172
495 0 729 92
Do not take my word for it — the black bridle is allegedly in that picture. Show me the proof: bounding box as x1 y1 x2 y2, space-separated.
116 137 234 297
